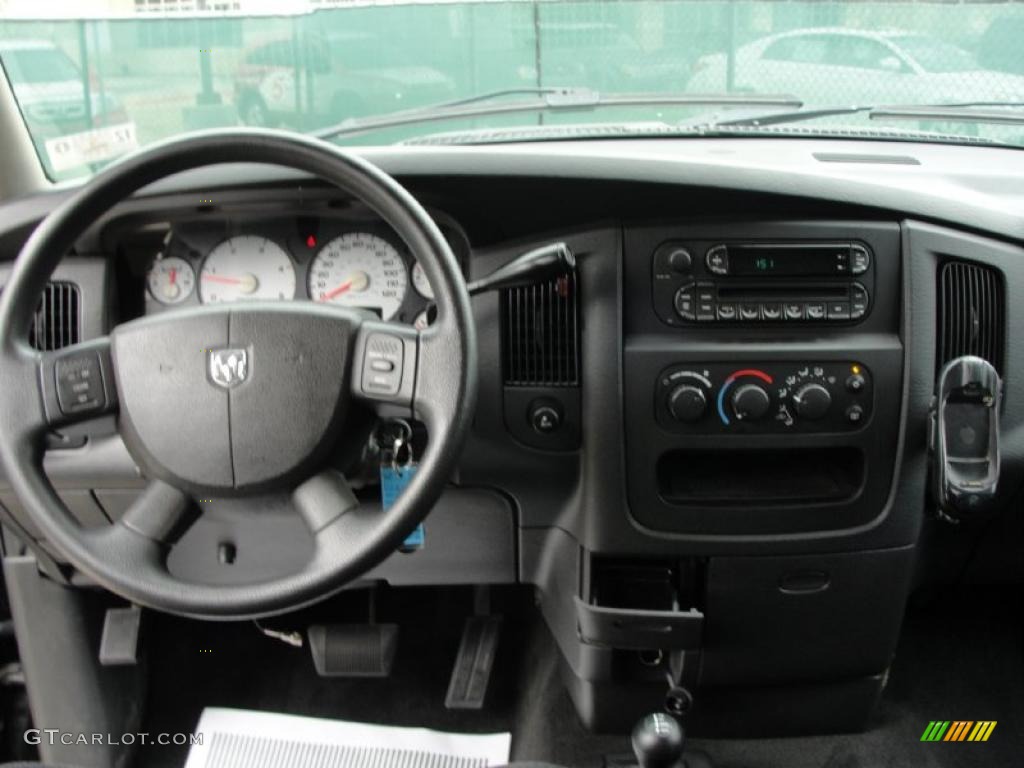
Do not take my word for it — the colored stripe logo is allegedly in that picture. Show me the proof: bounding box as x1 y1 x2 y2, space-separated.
921 721 996 742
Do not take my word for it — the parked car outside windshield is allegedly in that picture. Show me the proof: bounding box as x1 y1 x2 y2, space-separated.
0 0 1022 181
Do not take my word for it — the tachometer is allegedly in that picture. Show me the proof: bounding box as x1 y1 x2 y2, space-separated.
308 233 408 320
147 256 195 305
199 235 296 304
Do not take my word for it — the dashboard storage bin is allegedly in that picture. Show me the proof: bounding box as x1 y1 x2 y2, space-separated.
575 560 704 650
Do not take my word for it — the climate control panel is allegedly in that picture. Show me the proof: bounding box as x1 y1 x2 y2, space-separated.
655 362 872 434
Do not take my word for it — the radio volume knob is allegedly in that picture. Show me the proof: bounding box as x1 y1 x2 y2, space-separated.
667 384 707 422
731 384 771 421
793 382 832 420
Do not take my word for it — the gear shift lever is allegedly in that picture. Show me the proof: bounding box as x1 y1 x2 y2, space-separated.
632 713 685 768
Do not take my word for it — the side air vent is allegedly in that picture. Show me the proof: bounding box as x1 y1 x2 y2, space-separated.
29 282 81 351
938 260 1004 374
502 273 579 386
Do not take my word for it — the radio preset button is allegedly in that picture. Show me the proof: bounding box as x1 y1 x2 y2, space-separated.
805 303 826 320
783 303 804 320
705 246 728 275
761 303 782 320
696 301 716 321
717 303 737 321
827 302 851 320
739 303 760 321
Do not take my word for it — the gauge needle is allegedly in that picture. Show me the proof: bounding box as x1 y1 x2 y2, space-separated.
203 273 259 293
319 272 369 302
169 268 177 286
318 279 353 302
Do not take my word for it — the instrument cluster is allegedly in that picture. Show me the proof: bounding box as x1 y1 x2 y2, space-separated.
141 215 440 329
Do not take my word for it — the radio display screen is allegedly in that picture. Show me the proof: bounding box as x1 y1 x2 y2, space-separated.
728 244 848 276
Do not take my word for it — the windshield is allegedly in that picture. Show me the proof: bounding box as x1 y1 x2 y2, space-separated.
1 1 1022 181
893 35 979 74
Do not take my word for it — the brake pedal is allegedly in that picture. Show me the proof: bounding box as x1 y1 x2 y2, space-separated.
445 615 502 709
308 623 398 678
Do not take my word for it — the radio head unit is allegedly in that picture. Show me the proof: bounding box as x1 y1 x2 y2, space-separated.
654 240 874 325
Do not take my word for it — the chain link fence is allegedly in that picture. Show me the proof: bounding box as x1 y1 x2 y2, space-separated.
1 1 1022 178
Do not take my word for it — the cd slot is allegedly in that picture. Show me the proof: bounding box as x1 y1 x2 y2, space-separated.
717 285 850 301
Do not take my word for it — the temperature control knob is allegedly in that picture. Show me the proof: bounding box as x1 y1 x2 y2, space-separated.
731 384 771 421
793 382 832 420
667 384 707 422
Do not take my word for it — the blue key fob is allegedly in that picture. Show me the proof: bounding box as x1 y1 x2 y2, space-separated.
380 463 424 551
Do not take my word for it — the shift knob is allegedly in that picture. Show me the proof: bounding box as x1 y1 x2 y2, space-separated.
631 713 685 768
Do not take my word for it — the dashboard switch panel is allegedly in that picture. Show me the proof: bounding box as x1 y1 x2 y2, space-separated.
656 362 873 434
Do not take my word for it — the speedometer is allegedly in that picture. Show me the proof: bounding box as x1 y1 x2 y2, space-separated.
199 235 296 304
308 233 408 320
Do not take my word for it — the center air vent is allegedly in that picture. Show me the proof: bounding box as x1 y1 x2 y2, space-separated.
938 260 1004 374
502 273 579 386
28 282 80 351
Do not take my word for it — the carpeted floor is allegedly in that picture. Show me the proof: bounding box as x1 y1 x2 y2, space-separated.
136 584 1022 768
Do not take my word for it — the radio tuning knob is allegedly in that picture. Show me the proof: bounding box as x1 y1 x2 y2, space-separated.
667 384 707 422
793 382 832 420
731 383 771 421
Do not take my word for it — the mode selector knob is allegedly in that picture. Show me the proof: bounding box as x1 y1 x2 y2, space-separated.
731 384 771 421
668 384 707 422
793 382 832 420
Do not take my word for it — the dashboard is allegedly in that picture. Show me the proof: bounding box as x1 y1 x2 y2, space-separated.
0 138 1022 741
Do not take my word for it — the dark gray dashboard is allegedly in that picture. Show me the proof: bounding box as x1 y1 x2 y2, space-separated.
0 136 1022 738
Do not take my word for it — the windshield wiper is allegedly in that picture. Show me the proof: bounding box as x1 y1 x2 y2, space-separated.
716 101 1024 128
313 88 802 140
869 103 1024 126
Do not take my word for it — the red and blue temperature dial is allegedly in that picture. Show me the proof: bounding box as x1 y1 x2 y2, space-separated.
716 368 774 425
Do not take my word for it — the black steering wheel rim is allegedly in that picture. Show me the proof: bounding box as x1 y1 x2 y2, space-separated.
0 129 477 618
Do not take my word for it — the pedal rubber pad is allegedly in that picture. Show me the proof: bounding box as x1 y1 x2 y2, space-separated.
308 623 398 678
445 615 502 709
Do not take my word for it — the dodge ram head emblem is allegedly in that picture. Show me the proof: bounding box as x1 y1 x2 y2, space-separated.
208 348 248 389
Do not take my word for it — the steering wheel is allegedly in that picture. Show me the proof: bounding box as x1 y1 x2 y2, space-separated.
0 130 477 618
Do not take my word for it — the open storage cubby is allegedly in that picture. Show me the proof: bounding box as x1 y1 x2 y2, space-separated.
656 447 864 506
575 558 705 650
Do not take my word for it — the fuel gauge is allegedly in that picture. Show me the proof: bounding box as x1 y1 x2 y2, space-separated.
147 256 195 305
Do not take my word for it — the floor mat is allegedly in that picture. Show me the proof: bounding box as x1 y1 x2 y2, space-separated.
184 707 510 768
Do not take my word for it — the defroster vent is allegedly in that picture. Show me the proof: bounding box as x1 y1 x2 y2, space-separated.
938 260 1004 374
502 273 579 386
28 282 80 351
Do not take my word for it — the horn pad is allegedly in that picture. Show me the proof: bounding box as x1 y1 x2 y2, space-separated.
111 304 358 492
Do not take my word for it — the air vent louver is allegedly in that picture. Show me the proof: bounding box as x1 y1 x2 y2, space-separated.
28 282 80 351
502 273 579 386
938 260 1004 374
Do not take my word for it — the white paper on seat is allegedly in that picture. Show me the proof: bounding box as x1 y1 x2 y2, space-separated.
185 706 512 768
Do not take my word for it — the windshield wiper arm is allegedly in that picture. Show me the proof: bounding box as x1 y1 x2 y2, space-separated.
716 101 1024 129
868 103 1024 126
714 105 872 127
313 89 802 140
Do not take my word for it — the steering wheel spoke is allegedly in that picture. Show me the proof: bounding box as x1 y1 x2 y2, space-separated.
351 319 467 435
37 336 118 428
350 320 420 415
117 479 193 544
